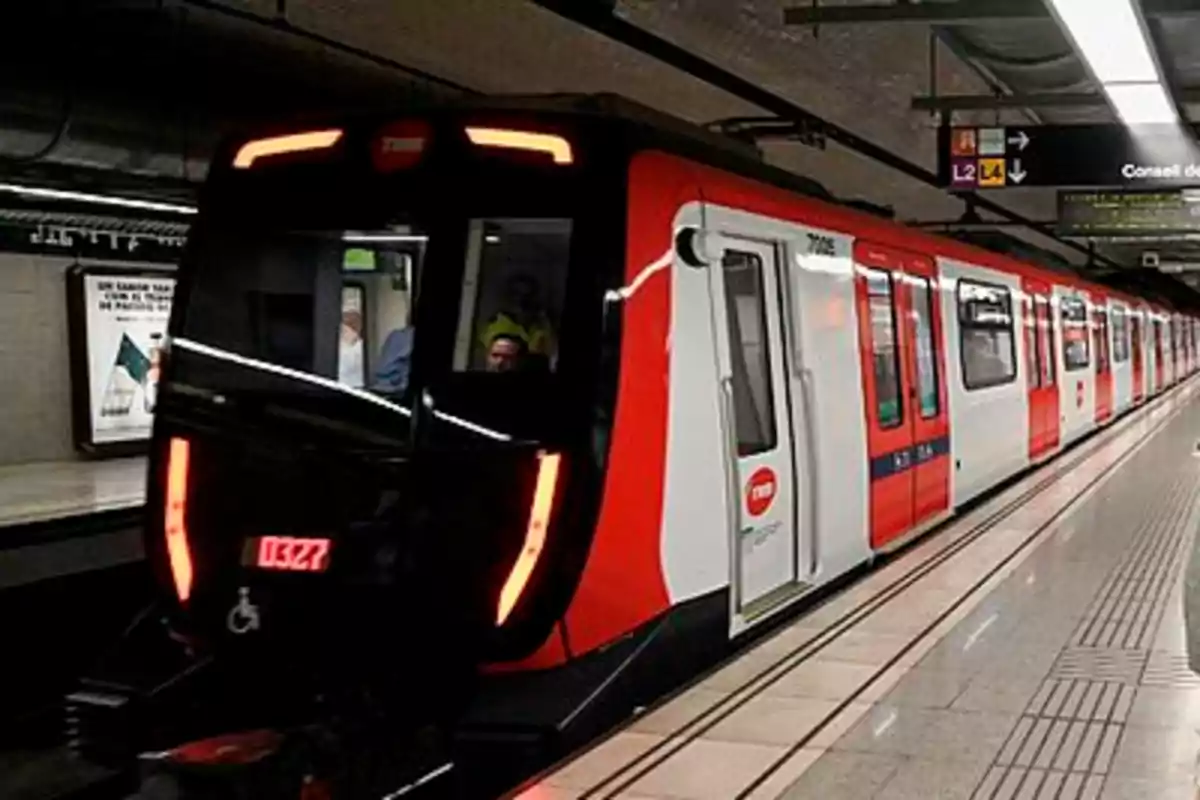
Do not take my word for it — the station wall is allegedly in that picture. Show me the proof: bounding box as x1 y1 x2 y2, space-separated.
0 253 175 466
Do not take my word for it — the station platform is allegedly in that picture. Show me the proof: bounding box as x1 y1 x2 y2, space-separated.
0 456 146 588
0 457 146 531
517 379 1200 800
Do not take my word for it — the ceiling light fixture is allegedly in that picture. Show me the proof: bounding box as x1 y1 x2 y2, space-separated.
341 233 428 243
0 183 198 215
1045 0 1157 83
1044 0 1179 126
1106 82 1180 127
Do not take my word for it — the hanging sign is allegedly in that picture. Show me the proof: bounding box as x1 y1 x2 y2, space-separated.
940 123 1200 188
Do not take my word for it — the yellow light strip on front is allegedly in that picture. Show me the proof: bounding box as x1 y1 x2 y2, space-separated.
165 437 194 603
496 452 562 625
465 127 573 165
232 129 344 169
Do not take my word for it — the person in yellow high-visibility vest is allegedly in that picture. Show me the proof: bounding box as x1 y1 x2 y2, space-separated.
480 274 556 368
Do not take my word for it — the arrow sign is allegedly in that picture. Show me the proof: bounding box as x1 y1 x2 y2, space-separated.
1010 159 1027 185
1007 131 1030 151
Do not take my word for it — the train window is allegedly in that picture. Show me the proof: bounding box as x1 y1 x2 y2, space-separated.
1023 295 1040 390
1061 297 1090 371
1094 307 1110 374
341 244 418 395
1037 297 1055 386
337 284 367 387
912 277 940 419
454 218 570 374
179 223 425 394
958 279 1016 391
1112 307 1129 363
721 250 777 455
863 268 903 429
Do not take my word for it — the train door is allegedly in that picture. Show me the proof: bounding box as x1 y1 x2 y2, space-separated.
1131 312 1145 403
1024 280 1058 459
706 235 799 611
1092 294 1113 424
1058 290 1093 444
1154 317 1165 389
853 242 950 550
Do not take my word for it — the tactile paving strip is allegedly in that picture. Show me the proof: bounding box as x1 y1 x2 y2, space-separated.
971 444 1200 798
1141 651 1200 689
1050 648 1148 685
1070 472 1198 651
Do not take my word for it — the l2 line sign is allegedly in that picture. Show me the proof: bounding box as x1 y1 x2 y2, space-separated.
938 123 1200 189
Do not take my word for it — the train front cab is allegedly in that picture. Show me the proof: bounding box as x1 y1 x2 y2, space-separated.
130 108 646 777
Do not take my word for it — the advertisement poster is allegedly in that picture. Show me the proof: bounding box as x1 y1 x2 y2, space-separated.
75 270 176 447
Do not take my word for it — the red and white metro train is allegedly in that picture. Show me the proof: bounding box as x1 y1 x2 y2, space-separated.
118 94 1199 787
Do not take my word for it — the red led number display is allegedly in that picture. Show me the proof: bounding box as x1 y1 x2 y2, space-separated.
256 536 332 573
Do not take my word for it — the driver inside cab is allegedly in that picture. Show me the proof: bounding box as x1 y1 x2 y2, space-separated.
481 274 555 370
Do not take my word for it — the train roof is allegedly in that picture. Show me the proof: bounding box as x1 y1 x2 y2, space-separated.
233 92 1200 314
438 94 1200 313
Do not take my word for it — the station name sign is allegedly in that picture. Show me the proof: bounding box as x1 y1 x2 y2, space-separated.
938 123 1200 189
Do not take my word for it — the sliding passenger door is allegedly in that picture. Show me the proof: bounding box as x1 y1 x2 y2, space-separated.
853 242 950 550
1092 293 1113 424
1023 279 1059 459
1154 318 1165 390
1131 312 1145 404
706 235 798 611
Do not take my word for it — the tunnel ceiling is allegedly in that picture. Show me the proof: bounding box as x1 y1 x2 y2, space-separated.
0 1 462 205
8 0 1200 298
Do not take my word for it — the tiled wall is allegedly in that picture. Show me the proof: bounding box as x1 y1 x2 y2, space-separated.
0 253 174 466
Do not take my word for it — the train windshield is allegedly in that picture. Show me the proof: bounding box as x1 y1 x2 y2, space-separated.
176 210 576 447
180 219 569 389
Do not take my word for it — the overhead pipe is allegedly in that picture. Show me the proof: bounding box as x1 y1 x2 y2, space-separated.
531 0 1121 268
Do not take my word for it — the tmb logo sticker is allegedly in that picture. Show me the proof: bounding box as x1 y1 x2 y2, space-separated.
745 467 778 517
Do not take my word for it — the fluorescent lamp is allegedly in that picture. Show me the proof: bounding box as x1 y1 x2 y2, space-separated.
0 182 197 215
341 233 428 243
1105 82 1179 125
1045 0 1158 83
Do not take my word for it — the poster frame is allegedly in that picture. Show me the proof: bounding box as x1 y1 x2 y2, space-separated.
66 263 177 458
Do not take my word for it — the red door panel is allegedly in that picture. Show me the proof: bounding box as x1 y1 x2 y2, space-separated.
1092 293 1113 423
904 259 950 525
1024 280 1058 459
854 242 950 550
1131 314 1144 403
1155 319 1164 389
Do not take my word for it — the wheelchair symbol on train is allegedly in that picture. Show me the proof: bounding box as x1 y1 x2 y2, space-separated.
226 587 261 635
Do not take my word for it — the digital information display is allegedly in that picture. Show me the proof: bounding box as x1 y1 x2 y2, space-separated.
1057 189 1200 237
